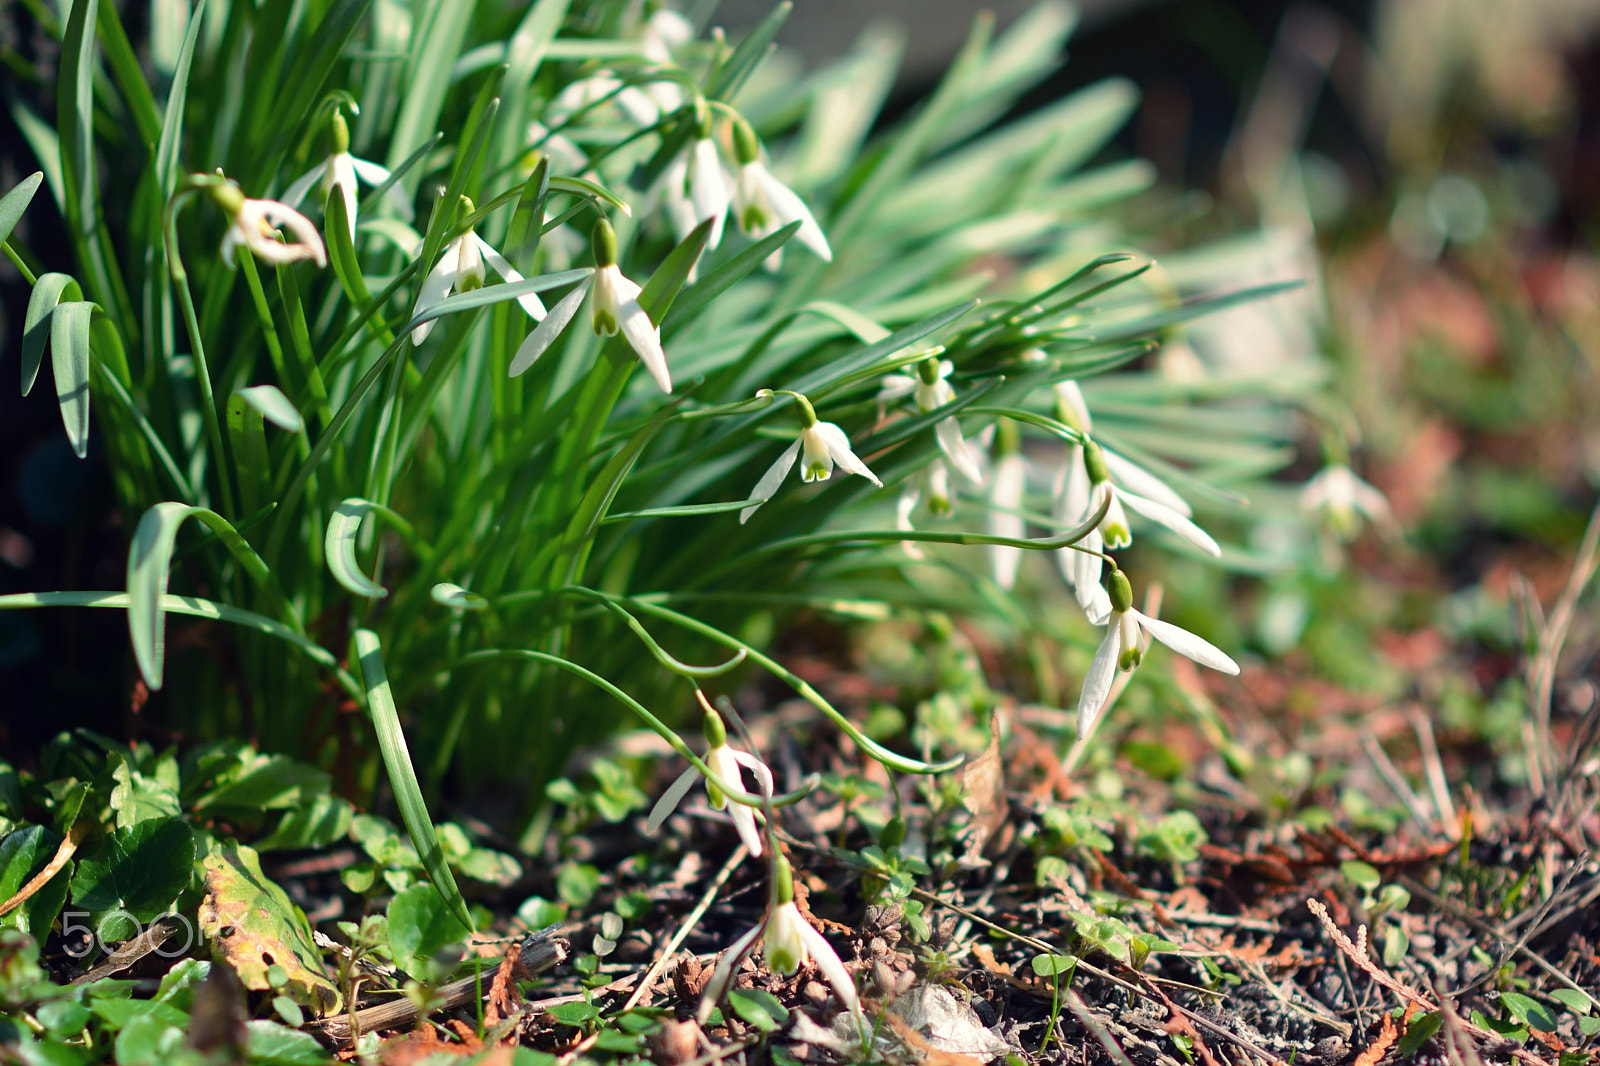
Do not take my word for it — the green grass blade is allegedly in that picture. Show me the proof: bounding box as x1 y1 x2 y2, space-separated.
326 500 390 598
94 1 163 148
51 301 95 458
387 0 476 184
353 628 474 931
0 172 43 246
22 274 81 396
154 0 207 202
661 220 800 339
708 1 790 101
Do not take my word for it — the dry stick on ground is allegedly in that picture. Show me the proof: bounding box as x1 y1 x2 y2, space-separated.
1062 988 1141 1066
1525 498 1600 793
0 821 87 918
307 930 569 1046
1305 899 1555 1066
620 844 748 1013
1409 708 1457 829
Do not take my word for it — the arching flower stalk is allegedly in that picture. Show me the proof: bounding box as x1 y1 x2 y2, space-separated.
281 109 413 242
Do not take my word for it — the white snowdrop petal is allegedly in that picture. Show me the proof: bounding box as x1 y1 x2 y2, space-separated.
1133 610 1240 674
645 766 701 833
756 168 832 261
988 453 1026 590
698 920 767 1024
509 277 592 376
281 161 328 209
1076 625 1122 737
474 234 546 319
1103 449 1190 515
798 921 869 1038
1117 490 1221 556
813 422 880 486
937 417 984 485
409 245 460 344
618 299 670 393
742 441 802 523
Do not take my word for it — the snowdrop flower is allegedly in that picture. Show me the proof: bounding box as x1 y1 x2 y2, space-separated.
1077 568 1240 737
729 118 831 269
638 6 694 65
547 71 661 128
652 109 732 251
1301 463 1393 540
988 419 1026 589
409 197 545 345
876 356 983 484
698 853 867 1039
281 109 413 243
645 697 773 857
508 218 670 392
1052 380 1109 621
740 392 881 523
1063 441 1219 624
896 460 951 560
208 180 326 268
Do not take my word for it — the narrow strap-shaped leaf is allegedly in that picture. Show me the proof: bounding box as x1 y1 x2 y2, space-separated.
708 1 791 101
0 172 43 246
50 301 96 458
353 629 474 931
488 0 571 227
503 157 549 271
247 0 373 178
385 1 477 183
94 1 163 148
661 220 800 339
22 274 81 396
400 269 591 337
153 0 207 203
600 498 767 523
325 499 394 598
127 503 293 689
430 583 487 610
226 387 300 520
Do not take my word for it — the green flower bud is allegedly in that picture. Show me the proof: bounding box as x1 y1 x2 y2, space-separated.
454 195 476 226
695 100 714 140
732 116 761 166
996 417 1021 457
773 852 794 904
591 218 619 268
1105 567 1133 613
701 705 728 748
330 109 350 155
207 180 246 218
917 356 941 385
1083 440 1109 485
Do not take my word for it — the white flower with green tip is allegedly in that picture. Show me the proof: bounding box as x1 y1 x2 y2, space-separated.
652 108 732 251
1301 463 1392 539
988 419 1026 589
645 700 772 857
740 393 881 523
877 356 983 484
547 71 662 128
281 110 413 243
508 218 671 393
897 459 951 560
1077 568 1240 736
209 181 326 268
410 196 545 346
698 853 867 1039
729 118 831 269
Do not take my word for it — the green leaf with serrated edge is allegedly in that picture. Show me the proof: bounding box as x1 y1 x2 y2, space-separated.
126 502 296 689
21 274 81 396
69 817 194 939
387 882 472 972
0 825 72 938
326 499 391 598
109 759 182 828
51 301 95 458
196 839 340 1016
354 629 473 931
245 1020 327 1065
194 751 331 811
0 172 42 247
255 794 354 852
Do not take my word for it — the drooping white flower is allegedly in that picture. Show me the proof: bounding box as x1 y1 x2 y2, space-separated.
1301 463 1393 540
508 218 670 392
209 181 327 268
281 110 413 242
897 459 952 560
546 71 662 128
1061 440 1219 625
651 110 732 251
1077 568 1240 737
645 698 773 857
988 419 1027 589
638 6 694 65
740 394 881 523
877 356 983 484
409 197 546 345
698 853 867 1039
729 118 831 269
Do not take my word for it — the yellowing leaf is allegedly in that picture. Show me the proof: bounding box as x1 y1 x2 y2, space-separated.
197 840 340 1016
